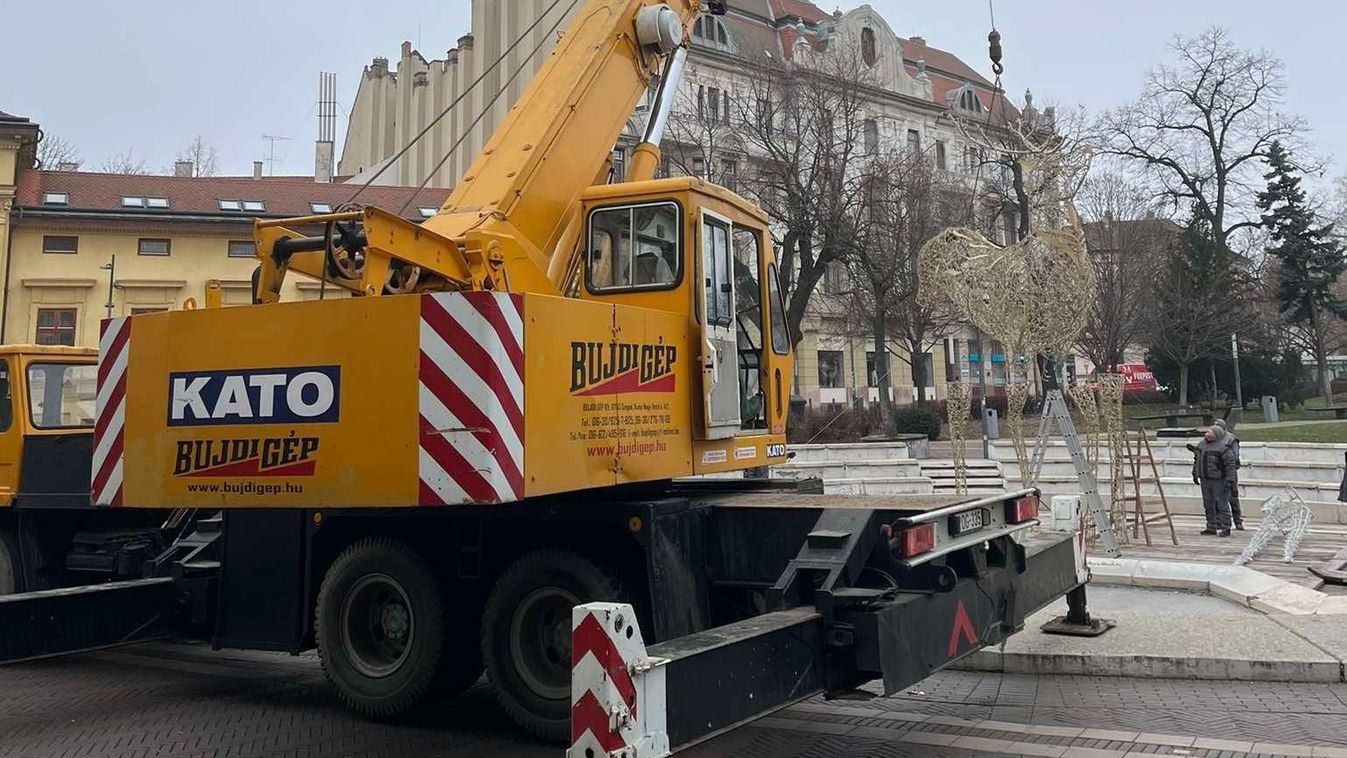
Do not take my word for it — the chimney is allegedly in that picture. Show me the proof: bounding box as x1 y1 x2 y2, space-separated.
56 162 79 172
909 35 926 46
253 161 264 179
370 57 390 77
173 160 194 178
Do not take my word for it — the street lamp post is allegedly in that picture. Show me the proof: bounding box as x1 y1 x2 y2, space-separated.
1231 332 1243 408
100 255 116 319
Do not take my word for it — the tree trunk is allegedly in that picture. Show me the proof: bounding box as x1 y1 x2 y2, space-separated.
1209 362 1218 405
1178 362 1190 406
1311 303 1332 404
873 317 896 436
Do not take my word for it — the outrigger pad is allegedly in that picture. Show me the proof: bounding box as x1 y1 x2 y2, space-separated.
1040 614 1117 637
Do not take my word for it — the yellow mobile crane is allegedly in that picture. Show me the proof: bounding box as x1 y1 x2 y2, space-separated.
0 1 1099 751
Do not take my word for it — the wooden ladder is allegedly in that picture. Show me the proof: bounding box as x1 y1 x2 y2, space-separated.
1120 428 1179 546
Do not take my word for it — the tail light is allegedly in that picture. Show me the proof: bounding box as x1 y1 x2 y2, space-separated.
1006 495 1039 524
896 523 936 558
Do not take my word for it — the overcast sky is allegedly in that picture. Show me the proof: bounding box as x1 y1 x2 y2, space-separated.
4 1 1343 189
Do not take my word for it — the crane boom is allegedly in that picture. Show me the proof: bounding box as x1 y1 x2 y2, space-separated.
253 0 720 301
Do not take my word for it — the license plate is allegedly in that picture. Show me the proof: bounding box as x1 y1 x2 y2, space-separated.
950 509 986 537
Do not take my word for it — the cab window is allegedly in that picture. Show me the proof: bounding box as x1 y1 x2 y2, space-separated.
0 362 11 432
587 202 681 292
767 264 791 355
28 363 96 429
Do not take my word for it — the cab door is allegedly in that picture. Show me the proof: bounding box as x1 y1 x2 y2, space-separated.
699 210 740 438
0 358 21 505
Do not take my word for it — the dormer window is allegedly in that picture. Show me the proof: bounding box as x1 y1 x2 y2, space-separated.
692 15 730 49
956 86 984 114
861 27 877 66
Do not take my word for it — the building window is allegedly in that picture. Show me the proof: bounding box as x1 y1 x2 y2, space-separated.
914 352 935 386
218 200 242 211
612 148 627 182
42 235 78 255
861 27 877 66
907 129 921 153
722 90 731 124
146 197 169 209
35 309 77 346
242 200 265 212
823 261 846 294
756 98 773 135
958 88 983 114
863 119 879 153
310 202 333 214
227 240 256 258
121 196 146 208
137 238 171 257
692 157 706 179
1002 210 1019 245
42 192 68 205
935 140 948 170
720 159 738 191
818 350 844 389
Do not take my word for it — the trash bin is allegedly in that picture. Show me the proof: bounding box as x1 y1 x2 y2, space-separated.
983 407 1000 439
1261 395 1278 424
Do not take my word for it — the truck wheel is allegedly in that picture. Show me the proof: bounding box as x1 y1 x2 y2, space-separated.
315 537 445 719
0 528 17 595
481 550 620 743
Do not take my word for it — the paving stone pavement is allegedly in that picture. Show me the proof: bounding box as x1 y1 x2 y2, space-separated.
1 643 1345 757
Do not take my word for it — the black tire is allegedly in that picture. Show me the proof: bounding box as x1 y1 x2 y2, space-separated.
0 528 18 596
481 550 620 743
430 611 485 698
315 537 446 719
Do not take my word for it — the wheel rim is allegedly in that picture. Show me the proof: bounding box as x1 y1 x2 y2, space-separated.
340 573 415 679
509 586 579 701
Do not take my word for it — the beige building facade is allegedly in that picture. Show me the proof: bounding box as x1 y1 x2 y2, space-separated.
339 1 1023 406
0 129 448 348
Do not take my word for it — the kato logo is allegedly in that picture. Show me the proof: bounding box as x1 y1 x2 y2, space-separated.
570 340 676 396
168 366 340 426
174 434 320 477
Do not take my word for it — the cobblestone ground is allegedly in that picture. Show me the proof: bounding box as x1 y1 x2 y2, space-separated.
1 642 1345 758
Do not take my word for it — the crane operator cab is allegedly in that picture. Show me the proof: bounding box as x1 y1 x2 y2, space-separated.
575 177 792 468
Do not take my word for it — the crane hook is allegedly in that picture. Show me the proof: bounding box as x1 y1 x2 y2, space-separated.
988 28 1004 76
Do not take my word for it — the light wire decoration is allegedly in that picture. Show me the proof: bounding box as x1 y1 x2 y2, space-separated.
946 381 973 495
1237 488 1313 565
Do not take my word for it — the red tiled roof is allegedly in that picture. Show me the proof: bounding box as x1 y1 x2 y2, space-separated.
14 170 450 219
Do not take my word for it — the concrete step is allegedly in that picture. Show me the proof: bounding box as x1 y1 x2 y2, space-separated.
788 442 909 463
1004 458 1342 485
822 477 935 495
993 439 1347 465
776 459 922 480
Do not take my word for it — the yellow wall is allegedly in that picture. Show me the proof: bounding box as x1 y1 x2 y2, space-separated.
6 223 319 347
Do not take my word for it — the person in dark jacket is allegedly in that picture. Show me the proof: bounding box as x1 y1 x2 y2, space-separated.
1192 425 1237 537
1213 419 1243 530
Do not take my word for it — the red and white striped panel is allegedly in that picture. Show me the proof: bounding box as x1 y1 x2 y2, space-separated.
569 602 668 758
418 292 525 505
92 317 131 507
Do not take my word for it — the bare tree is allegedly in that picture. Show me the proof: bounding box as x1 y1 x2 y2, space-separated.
100 148 148 175
1076 172 1172 371
849 150 971 412
176 135 219 177
36 134 81 170
724 38 877 349
1096 27 1308 254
